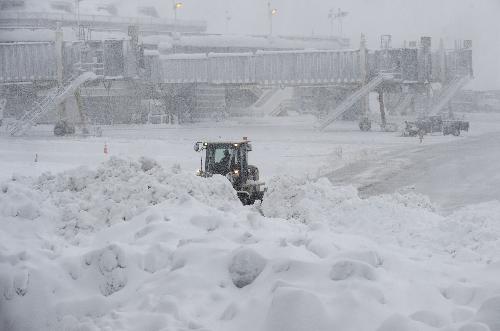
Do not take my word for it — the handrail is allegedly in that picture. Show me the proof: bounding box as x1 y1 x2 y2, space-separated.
8 72 98 136
318 74 391 131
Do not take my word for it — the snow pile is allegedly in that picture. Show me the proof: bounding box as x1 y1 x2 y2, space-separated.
262 175 500 261
83 244 128 296
262 175 358 223
229 248 267 288
1 159 500 331
264 288 330 331
1 157 239 236
475 297 500 331
439 202 500 261
329 259 377 281
0 179 43 220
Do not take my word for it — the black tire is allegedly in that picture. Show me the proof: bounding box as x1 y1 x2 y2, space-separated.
53 122 66 136
359 119 371 132
237 192 250 205
359 124 370 132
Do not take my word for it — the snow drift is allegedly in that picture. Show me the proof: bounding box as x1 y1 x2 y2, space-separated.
1 158 500 331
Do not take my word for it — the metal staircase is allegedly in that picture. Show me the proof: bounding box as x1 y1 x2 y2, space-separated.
269 99 295 117
8 72 97 136
253 88 279 108
318 74 391 130
252 87 293 117
429 75 471 115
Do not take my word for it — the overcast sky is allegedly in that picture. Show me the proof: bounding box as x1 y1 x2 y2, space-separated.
149 0 498 90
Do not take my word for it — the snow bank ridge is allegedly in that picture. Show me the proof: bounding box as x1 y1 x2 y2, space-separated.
0 157 239 232
1 159 500 331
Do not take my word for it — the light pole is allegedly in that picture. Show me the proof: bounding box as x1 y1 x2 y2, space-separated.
329 8 348 37
75 0 83 39
328 9 334 36
267 1 278 37
225 10 232 34
172 1 183 35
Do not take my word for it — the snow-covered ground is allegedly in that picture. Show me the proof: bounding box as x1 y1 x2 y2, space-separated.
1 113 500 331
3 113 496 182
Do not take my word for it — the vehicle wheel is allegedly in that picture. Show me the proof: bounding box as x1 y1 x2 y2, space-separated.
53 122 66 136
237 193 249 205
359 121 371 132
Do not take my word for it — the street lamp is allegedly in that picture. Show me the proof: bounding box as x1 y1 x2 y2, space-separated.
267 1 278 37
75 0 84 39
225 10 232 34
173 1 183 34
174 2 183 10
328 8 348 37
328 9 334 36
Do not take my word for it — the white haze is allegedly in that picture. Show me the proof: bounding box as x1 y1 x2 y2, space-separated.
152 0 500 90
26 0 500 89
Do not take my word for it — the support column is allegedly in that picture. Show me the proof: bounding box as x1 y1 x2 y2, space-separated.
411 94 416 114
425 83 431 116
128 26 139 76
359 34 369 116
74 88 88 132
55 22 63 85
378 90 386 129
55 22 66 121
448 101 454 119
439 38 446 83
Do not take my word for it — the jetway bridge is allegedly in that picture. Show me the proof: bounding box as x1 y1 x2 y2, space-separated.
0 34 473 132
145 50 365 85
143 43 472 86
0 38 472 87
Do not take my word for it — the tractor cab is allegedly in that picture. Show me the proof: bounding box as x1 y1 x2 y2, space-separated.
194 139 266 205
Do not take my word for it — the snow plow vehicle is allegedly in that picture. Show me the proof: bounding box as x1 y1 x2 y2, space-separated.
403 115 469 137
194 139 266 205
402 117 440 137
443 120 469 136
